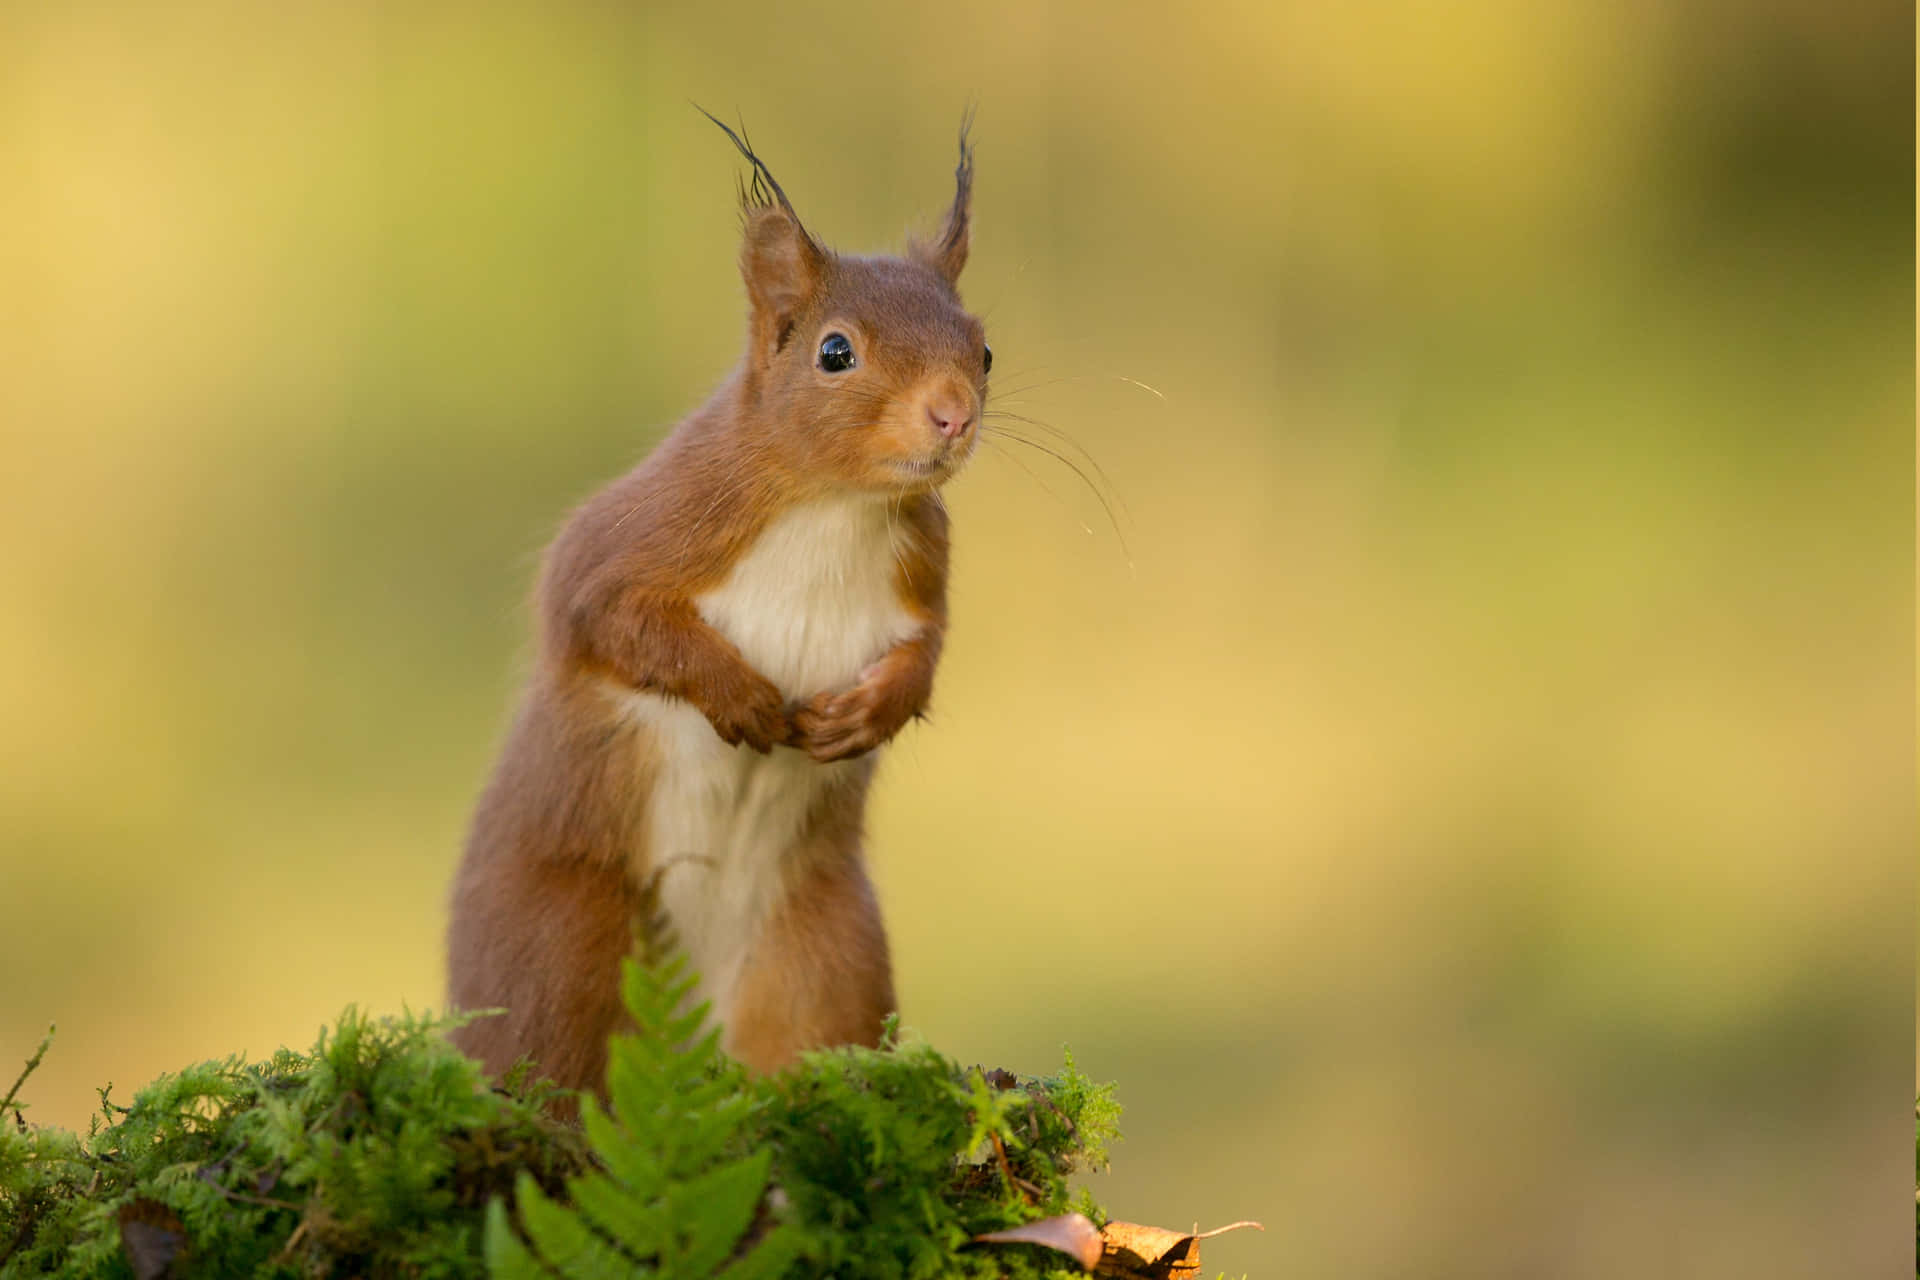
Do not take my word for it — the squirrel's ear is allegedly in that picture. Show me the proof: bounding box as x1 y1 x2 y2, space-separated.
913 117 974 284
741 206 825 357
696 108 826 357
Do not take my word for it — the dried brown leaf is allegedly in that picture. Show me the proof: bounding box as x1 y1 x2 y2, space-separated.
973 1211 1106 1270
117 1199 187 1280
1095 1219 1264 1279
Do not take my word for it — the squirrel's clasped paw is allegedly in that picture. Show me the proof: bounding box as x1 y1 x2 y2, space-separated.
699 669 792 754
787 671 919 763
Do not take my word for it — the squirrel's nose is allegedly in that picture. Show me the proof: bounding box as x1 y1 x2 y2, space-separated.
926 398 974 440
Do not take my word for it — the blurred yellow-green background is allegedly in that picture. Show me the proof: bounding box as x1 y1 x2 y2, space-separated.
2 2 1910 1275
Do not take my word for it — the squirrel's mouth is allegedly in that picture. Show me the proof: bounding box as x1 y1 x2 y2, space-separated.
887 451 963 485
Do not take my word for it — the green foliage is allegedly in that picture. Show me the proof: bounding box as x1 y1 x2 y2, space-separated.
758 1039 1116 1279
485 956 802 1279
1 967 1121 1279
0 1009 587 1277
486 958 1120 1279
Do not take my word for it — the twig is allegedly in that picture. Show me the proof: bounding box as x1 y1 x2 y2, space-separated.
988 1132 1035 1204
0 1204 41 1268
274 1218 312 1262
200 1179 302 1213
1 1025 53 1122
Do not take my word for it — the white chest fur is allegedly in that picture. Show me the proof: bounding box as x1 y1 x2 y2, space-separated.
622 495 920 1021
697 493 921 701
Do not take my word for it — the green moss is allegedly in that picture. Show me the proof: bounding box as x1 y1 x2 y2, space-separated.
1 967 1119 1279
1 1011 587 1277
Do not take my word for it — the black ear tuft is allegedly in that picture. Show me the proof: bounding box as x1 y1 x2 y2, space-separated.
943 104 976 257
696 108 827 364
915 106 975 284
695 104 816 243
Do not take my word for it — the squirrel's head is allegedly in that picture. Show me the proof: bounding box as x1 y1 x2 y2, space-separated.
706 112 988 496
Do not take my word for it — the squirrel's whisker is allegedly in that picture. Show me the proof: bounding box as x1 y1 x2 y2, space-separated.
980 437 1096 539
980 427 1134 569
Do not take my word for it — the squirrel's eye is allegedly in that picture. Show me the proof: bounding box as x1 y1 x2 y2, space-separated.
818 333 855 373
982 343 993 374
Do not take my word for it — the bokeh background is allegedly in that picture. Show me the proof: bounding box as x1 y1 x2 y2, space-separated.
2 2 1910 1275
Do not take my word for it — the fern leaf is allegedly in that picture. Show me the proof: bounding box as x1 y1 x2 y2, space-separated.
568 1172 669 1260
484 1197 558 1280
606 1051 678 1150
668 1148 776 1276
517 1173 639 1278
713 1223 803 1280
581 1097 665 1194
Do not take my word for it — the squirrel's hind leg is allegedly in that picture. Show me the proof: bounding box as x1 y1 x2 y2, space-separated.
723 849 896 1073
447 852 642 1107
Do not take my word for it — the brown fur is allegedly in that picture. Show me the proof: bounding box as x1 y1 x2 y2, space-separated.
447 120 985 1097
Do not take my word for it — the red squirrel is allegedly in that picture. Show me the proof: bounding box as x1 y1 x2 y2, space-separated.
446 117 987 1095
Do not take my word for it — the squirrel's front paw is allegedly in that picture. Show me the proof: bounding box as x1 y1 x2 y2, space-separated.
789 667 921 763
697 668 791 754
